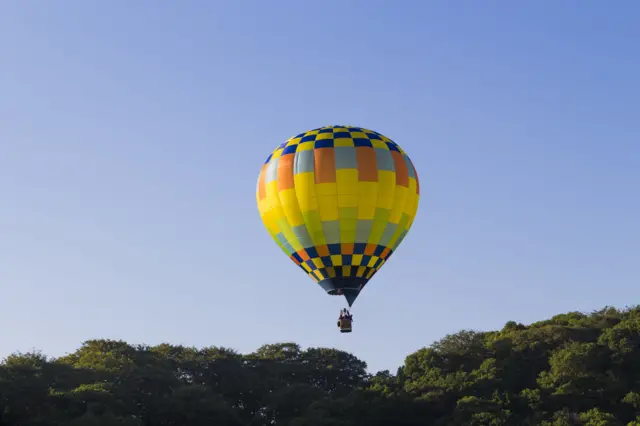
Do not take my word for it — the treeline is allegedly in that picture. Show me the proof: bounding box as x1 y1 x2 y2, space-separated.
3 307 640 425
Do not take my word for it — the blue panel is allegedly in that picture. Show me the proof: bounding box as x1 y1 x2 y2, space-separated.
353 138 373 148
283 144 298 155
334 131 350 139
328 243 342 255
367 133 382 140
315 140 334 149
305 246 319 259
320 256 333 266
386 142 400 152
353 243 367 254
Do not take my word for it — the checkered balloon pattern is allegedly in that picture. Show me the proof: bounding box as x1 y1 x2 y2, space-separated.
256 125 420 306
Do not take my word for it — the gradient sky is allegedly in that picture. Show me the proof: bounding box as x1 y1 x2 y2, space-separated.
1 1 638 373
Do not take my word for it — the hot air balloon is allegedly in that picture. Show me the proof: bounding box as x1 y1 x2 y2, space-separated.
256 125 420 324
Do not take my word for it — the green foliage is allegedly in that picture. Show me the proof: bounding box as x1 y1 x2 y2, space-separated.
2 306 640 425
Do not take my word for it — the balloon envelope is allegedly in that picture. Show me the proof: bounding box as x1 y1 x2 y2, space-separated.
256 125 420 306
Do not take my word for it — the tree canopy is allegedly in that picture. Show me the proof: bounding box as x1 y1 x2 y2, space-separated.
3 306 640 425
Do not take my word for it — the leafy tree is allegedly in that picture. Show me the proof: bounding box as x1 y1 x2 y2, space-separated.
3 305 640 424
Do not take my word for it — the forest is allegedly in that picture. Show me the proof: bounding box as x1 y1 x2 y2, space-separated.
3 306 640 425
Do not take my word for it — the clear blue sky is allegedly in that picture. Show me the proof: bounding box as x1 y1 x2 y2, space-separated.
1 1 638 373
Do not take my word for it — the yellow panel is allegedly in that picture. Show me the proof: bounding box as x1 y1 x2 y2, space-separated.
356 182 377 220
389 185 408 224
264 177 302 253
304 210 326 246
271 149 284 159
297 195 318 213
403 178 417 208
356 196 376 220
339 218 357 243
371 140 388 149
279 188 305 227
388 227 405 249
377 197 393 210
337 193 358 208
343 266 352 276
261 208 278 235
297 141 315 151
265 182 285 228
330 255 342 266
356 266 367 277
334 138 355 147
317 196 339 221
266 180 278 196
336 169 358 195
367 211 388 244
377 171 395 206
357 181 377 194
316 132 333 140
294 172 317 212
257 198 268 215
280 223 303 252
403 189 417 218
352 254 363 266
315 182 337 196
312 258 324 268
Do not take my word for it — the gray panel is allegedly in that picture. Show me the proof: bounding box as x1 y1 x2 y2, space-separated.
294 149 315 174
379 223 398 247
322 220 341 244
277 233 294 254
404 155 416 179
292 225 314 249
266 157 280 182
334 146 358 170
355 220 373 243
375 148 395 171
